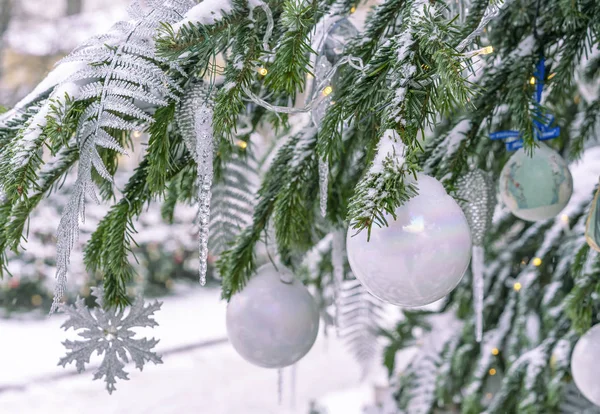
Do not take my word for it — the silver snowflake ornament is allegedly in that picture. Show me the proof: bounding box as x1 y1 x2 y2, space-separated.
456 168 496 246
58 287 162 394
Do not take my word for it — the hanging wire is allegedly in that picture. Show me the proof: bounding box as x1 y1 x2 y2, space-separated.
241 56 364 114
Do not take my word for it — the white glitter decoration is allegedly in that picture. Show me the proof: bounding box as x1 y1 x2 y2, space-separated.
57 287 162 394
456 168 495 342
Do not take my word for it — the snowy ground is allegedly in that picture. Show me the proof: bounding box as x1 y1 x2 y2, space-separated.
0 287 390 414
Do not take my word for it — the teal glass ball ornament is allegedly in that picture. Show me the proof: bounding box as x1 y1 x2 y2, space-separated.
571 324 600 406
226 264 320 368
346 174 472 307
499 143 573 221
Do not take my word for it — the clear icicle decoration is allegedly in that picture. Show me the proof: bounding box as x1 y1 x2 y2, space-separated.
331 230 345 332
176 81 215 286
319 159 329 217
310 18 358 217
456 168 495 342
314 55 333 218
195 104 214 286
471 245 485 342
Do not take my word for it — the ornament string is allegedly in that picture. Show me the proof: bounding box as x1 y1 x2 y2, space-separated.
278 368 283 405
241 55 364 115
489 0 559 150
290 363 297 409
489 54 560 150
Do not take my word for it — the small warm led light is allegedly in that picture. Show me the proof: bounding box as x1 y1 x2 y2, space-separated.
236 140 248 149
31 294 43 306
486 393 493 400
513 282 522 292
561 214 569 223
322 86 333 96
529 77 536 85
489 368 497 376
132 130 142 138
491 348 499 356
257 67 268 76
532 257 542 267
480 46 494 55
548 72 556 80
350 6 356 13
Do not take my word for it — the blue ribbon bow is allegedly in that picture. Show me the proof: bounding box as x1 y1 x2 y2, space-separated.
489 56 560 150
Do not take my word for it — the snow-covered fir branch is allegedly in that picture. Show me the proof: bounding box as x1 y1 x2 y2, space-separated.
0 0 599 410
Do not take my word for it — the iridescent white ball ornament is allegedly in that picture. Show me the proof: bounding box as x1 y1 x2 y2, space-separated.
226 264 320 368
571 324 600 406
346 174 472 307
499 143 573 221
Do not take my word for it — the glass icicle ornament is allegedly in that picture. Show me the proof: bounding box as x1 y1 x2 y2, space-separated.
195 105 214 286
456 168 496 342
176 81 215 286
319 159 329 217
585 182 600 252
311 18 358 217
347 174 472 307
226 264 320 368
499 144 573 222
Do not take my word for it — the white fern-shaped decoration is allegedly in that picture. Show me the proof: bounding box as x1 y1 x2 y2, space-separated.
209 152 258 256
51 0 195 311
399 312 462 414
561 382 600 414
338 275 384 376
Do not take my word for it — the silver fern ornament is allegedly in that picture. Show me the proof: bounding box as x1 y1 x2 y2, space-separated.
51 0 194 312
456 168 496 342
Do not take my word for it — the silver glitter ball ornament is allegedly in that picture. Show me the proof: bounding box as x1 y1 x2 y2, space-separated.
456 169 496 245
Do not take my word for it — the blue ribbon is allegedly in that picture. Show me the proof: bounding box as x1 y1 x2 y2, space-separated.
489 56 560 150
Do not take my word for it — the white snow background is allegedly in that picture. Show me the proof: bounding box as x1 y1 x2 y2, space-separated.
0 286 386 414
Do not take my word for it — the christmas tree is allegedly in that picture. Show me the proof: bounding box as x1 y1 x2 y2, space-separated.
0 0 599 410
